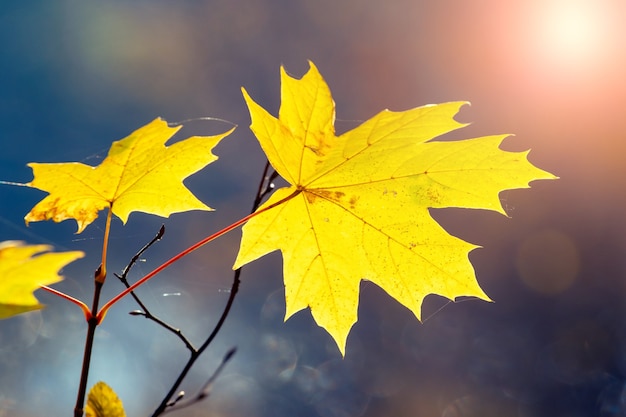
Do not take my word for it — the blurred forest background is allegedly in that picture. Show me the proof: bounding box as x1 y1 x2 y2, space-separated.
1 1 626 416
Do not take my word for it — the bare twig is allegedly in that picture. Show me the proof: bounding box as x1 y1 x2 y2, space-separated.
151 160 277 416
115 225 197 353
161 347 237 414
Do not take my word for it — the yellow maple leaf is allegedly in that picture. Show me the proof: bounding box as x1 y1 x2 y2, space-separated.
0 241 84 319
234 62 557 355
25 118 233 233
85 381 126 417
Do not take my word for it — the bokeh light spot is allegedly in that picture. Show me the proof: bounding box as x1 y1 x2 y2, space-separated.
516 229 580 295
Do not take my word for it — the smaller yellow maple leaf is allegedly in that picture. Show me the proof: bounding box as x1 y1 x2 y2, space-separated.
85 381 126 417
25 118 233 233
0 241 84 319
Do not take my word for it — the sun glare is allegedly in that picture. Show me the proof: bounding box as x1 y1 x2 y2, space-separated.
547 3 602 56
530 0 614 72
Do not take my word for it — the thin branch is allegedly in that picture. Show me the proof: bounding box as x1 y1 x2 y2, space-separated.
119 224 165 279
151 257 242 416
251 160 280 210
151 161 277 416
127 309 196 353
114 226 197 352
161 347 237 414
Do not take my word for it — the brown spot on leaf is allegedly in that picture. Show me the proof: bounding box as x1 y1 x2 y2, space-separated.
314 190 344 201
304 131 332 157
310 190 359 209
426 188 442 204
348 195 359 209
305 191 318 204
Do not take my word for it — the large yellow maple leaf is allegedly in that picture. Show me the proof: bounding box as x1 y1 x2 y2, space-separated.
0 241 84 319
234 62 557 354
25 118 233 233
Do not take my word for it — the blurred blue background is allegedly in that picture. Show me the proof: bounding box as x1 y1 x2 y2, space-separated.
1 1 626 416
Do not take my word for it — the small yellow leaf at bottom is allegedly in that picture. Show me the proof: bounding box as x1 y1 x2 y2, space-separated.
85 381 126 417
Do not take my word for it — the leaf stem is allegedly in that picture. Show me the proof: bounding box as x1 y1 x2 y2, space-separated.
40 285 92 321
97 206 113 283
95 186 299 322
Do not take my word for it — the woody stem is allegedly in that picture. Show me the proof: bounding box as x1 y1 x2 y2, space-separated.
74 266 104 417
73 205 112 416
